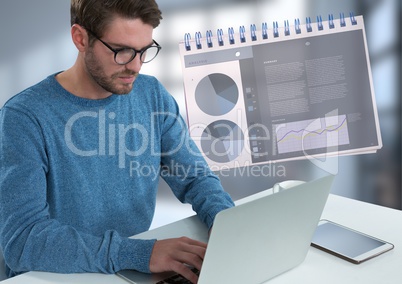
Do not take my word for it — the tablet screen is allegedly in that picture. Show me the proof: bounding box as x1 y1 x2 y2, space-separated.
312 222 385 258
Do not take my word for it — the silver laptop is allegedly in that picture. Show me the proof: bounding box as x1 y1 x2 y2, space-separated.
118 175 334 284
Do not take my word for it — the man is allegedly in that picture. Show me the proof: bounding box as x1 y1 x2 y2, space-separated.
0 0 234 283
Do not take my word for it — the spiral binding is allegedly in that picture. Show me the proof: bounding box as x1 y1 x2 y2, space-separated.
239 25 246 43
317 15 323 31
295 18 301 34
184 12 359 51
340 12 346 27
206 30 213 48
329 14 335 29
306 16 312 32
184 33 191 51
228 27 235 44
217 28 224 46
195 31 202 49
273 21 279 38
262 22 268 39
250 24 257 41
284 20 290 36
350 12 358 25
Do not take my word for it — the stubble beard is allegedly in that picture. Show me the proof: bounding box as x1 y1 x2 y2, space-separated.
85 48 137 95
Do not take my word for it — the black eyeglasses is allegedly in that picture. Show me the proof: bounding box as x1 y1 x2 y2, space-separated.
86 29 161 65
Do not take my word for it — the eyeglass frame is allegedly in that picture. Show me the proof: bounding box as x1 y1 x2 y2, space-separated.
85 28 161 65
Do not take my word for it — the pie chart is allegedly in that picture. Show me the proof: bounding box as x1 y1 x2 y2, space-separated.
201 120 244 163
195 73 239 116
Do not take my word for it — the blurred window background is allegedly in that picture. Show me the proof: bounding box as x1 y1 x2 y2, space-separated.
0 0 400 227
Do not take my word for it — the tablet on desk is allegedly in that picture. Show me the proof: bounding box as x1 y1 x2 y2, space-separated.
311 220 394 264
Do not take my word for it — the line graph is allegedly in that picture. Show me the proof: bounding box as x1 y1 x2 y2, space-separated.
275 115 350 154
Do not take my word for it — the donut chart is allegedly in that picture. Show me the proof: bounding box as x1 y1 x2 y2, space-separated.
201 120 244 163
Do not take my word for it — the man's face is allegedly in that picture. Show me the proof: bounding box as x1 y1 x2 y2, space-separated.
85 17 154 95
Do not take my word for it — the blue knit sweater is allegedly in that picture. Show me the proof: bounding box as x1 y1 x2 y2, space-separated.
0 73 234 277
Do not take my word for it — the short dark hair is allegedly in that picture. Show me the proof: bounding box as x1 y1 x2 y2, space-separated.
71 0 162 37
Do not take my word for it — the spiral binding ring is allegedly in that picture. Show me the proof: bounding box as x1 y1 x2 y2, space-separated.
250 24 257 41
195 32 202 49
217 28 224 46
228 27 235 44
206 30 213 48
183 12 359 51
350 12 357 25
284 20 290 36
295 18 301 34
184 33 191 51
328 14 335 29
306 17 312 32
240 25 246 43
340 12 346 27
273 21 279 38
317 15 323 30
262 22 268 39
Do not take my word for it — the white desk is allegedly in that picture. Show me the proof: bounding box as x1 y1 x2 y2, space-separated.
2 194 401 284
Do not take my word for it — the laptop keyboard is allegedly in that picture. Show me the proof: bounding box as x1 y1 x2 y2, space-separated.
155 268 199 284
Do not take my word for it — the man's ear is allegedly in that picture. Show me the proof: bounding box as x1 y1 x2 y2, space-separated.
71 24 89 52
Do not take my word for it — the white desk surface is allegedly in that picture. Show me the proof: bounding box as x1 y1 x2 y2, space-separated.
2 194 401 284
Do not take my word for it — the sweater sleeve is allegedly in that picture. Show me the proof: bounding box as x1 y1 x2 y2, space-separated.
157 86 235 229
0 106 155 277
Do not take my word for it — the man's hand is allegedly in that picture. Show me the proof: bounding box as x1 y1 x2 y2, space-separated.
149 237 207 284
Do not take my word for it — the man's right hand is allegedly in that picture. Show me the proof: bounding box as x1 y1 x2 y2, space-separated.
149 237 207 284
